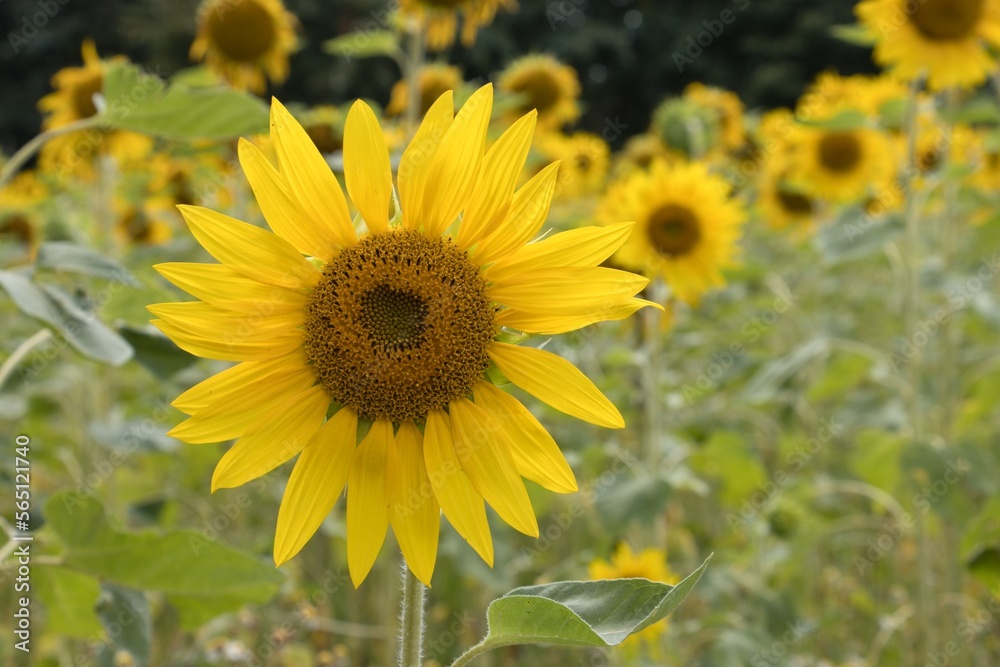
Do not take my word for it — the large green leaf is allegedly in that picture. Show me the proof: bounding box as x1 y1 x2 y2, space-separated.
95 585 152 667
35 566 103 638
0 270 133 366
323 31 400 60
45 493 284 626
459 556 709 659
34 242 139 286
102 62 268 140
119 325 196 379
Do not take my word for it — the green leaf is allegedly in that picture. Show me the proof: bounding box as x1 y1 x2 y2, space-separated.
35 566 103 638
119 325 196 379
35 242 139 286
102 62 269 140
814 210 904 264
829 24 876 46
323 31 400 59
95 585 152 667
797 109 868 131
742 338 829 403
45 492 284 627
0 270 133 365
943 96 1000 125
464 557 709 656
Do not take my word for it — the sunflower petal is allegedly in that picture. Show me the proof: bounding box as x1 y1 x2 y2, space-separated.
274 408 358 566
457 110 537 249
489 342 624 429
473 382 577 493
147 301 303 340
488 267 649 315
390 421 440 586
269 98 356 251
449 398 538 537
176 205 317 290
344 101 392 234
398 91 454 231
151 320 303 362
347 419 394 587
172 351 309 413
154 262 307 314
424 410 493 565
473 161 560 265
422 84 494 237
485 221 636 281
211 385 329 490
495 298 659 335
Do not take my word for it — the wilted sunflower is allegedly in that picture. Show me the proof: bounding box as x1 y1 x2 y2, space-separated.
590 544 679 656
150 85 654 587
37 40 152 176
401 0 515 50
856 0 1000 91
788 124 894 203
386 64 463 118
190 0 297 93
535 131 609 199
597 159 745 305
499 54 580 131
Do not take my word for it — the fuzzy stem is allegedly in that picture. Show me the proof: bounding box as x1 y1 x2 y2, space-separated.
0 329 53 392
0 117 102 191
398 561 426 667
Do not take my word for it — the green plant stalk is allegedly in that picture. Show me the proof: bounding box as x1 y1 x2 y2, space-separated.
0 329 53 392
0 116 103 191
404 18 425 140
398 562 426 667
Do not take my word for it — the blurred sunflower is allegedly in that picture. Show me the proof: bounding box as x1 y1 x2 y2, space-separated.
190 0 297 93
499 54 580 131
589 544 679 656
401 0 515 50
150 85 656 587
797 72 907 121
856 0 1000 91
613 134 673 177
115 202 172 246
386 64 463 118
37 40 152 176
789 125 894 203
683 82 745 151
597 159 745 305
953 124 1000 192
0 170 46 263
298 105 345 155
757 170 817 233
535 131 609 198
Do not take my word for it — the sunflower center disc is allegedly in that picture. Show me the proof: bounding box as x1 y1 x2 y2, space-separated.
206 0 277 62
776 187 814 215
818 132 862 173
71 72 103 119
516 70 562 113
646 203 702 257
304 230 495 423
911 0 984 40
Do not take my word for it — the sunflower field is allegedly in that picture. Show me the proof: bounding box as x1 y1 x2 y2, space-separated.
3 0 1000 665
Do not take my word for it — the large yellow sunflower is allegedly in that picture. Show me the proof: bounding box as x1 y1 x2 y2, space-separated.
597 159 745 305
386 64 464 118
401 0 515 51
498 54 580 131
856 0 1000 91
788 124 895 203
37 40 152 177
150 85 654 587
190 0 297 93
589 544 679 657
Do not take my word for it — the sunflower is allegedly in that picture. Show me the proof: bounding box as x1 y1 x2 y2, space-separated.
597 159 745 305
535 131 609 199
299 106 345 155
115 203 172 246
683 82 746 152
757 168 817 233
149 85 655 587
788 124 895 203
953 124 1000 192
386 64 463 118
498 54 580 131
190 0 297 93
401 0 515 51
796 71 907 121
589 544 679 656
856 0 1000 91
612 134 674 178
0 171 46 263
37 40 152 177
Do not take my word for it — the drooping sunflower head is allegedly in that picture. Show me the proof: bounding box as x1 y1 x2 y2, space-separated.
386 64 463 118
650 97 722 160
535 131 610 199
401 0 515 50
789 124 895 203
190 0 297 93
150 85 655 588
597 159 745 305
498 54 581 130
683 82 746 152
36 41 153 176
856 0 1000 90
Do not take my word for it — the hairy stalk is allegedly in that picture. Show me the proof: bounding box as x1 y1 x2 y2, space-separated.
398 562 426 667
0 116 102 190
0 329 53 392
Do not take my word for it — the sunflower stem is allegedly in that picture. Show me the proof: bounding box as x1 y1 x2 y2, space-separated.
404 18 426 140
0 116 103 191
0 329 52 392
398 560 426 667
